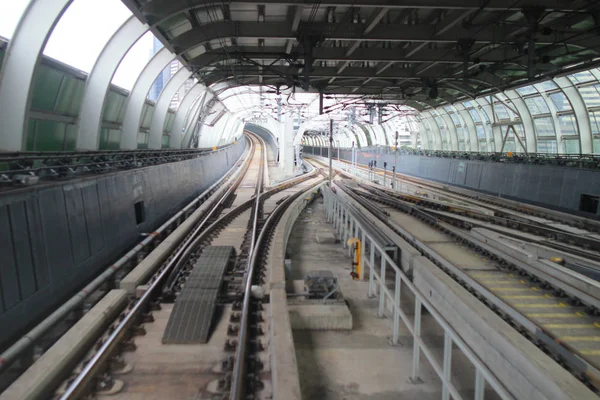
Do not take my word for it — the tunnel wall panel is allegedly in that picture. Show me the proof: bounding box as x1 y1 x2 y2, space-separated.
303 145 600 218
0 140 245 349
245 123 278 157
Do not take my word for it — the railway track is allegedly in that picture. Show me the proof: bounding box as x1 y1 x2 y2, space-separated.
312 156 600 269
326 156 600 236
332 176 600 394
29 133 325 400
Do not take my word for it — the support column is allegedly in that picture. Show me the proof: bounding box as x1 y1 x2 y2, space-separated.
280 116 295 174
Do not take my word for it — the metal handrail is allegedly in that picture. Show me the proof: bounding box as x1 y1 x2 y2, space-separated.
323 184 514 400
0 142 237 183
302 145 600 169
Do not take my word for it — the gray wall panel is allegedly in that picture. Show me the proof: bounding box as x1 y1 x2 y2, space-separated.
64 186 91 265
302 145 600 217
26 198 49 290
245 123 278 158
38 188 73 275
82 184 105 254
0 205 19 310
10 202 36 299
0 140 246 349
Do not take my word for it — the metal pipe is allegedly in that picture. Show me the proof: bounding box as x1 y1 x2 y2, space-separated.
0 138 251 373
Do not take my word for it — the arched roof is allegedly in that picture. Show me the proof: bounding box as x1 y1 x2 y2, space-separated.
1 1 600 154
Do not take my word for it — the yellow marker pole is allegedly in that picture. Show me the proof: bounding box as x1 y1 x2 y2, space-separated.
347 238 361 280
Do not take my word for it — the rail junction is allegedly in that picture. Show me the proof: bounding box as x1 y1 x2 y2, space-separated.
3 1 600 400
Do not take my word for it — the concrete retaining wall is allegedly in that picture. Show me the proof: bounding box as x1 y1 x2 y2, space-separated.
0 141 245 350
303 145 600 218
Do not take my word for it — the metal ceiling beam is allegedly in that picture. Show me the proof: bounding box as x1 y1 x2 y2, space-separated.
187 46 524 67
143 0 590 23
170 21 579 52
197 65 503 89
286 5 304 53
336 7 390 74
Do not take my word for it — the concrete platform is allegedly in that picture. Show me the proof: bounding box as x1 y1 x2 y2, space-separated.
265 183 324 400
1 290 128 400
316 230 337 244
289 303 353 330
413 255 596 400
286 199 451 400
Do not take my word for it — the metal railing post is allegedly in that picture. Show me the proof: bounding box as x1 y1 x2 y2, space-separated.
412 298 422 383
393 273 401 344
361 230 368 283
442 331 452 400
378 255 386 317
475 369 485 400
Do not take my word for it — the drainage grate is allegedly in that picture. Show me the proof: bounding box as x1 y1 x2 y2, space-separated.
162 246 235 344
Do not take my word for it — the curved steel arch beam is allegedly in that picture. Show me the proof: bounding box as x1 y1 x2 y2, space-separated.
170 84 205 148
0 0 73 151
120 47 175 149
77 16 148 150
439 112 459 151
148 68 193 148
454 103 479 152
554 76 592 153
505 89 536 152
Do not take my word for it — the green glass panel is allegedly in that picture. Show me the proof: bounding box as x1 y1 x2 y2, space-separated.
116 93 128 123
31 66 63 111
98 128 109 150
26 120 37 151
564 139 580 154
68 79 85 116
0 48 4 65
165 112 175 131
593 138 600 154
137 131 148 149
162 134 169 148
103 91 124 122
54 76 78 114
141 104 154 129
34 120 66 151
107 129 121 150
64 124 77 150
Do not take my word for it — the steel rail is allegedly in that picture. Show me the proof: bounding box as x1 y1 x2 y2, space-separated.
230 132 266 400
336 180 600 392
315 154 600 234
56 136 261 400
56 134 320 399
230 178 326 400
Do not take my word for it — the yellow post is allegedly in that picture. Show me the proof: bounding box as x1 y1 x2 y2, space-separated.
347 238 361 280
